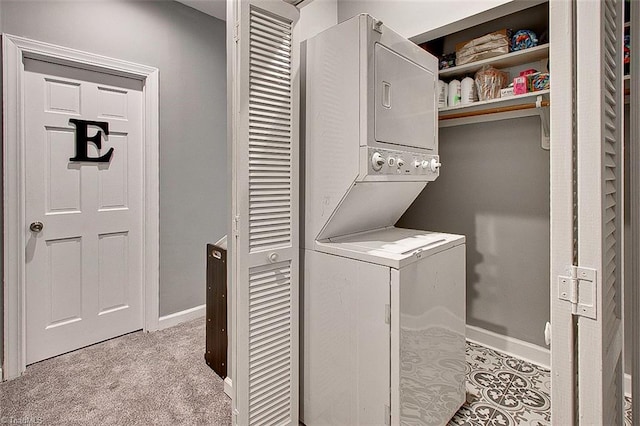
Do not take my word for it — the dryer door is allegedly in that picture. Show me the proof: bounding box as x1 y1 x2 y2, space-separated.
374 43 437 151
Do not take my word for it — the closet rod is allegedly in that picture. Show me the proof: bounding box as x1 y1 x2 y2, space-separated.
439 99 550 121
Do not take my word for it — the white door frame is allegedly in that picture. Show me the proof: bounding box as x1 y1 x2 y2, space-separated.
2 34 160 380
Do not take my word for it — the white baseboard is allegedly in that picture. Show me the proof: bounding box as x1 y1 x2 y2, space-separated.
158 304 206 330
466 324 550 369
224 377 233 398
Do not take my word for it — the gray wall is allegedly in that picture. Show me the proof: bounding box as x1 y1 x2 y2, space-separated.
398 117 550 347
1 0 227 331
336 0 552 348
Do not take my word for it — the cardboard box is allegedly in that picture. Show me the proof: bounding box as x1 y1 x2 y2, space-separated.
513 76 528 95
500 87 515 98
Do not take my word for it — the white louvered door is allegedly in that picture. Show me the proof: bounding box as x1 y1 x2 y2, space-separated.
549 0 576 423
229 1 300 425
575 0 625 423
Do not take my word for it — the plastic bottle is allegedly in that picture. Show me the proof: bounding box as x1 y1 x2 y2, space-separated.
461 76 477 105
448 79 461 107
438 80 448 108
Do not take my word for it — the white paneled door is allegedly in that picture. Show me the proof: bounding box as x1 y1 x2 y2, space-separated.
24 58 144 364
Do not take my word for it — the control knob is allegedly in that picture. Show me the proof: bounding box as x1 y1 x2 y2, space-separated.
413 160 421 168
397 158 405 167
429 158 442 172
371 152 385 171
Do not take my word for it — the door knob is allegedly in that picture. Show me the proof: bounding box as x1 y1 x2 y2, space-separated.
268 252 278 263
30 221 44 233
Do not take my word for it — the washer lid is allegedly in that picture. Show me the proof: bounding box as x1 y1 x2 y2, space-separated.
333 232 446 254
317 227 465 269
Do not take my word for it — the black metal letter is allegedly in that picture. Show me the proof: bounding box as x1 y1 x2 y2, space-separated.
68 119 114 163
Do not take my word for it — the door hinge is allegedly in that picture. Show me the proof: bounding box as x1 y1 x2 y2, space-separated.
373 19 384 34
558 266 597 319
384 404 391 425
385 304 391 325
233 215 240 237
234 22 240 42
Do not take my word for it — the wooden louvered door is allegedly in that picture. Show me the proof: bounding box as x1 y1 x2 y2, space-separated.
230 1 300 425
575 0 625 422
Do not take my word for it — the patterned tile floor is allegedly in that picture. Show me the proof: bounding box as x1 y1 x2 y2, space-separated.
449 341 633 425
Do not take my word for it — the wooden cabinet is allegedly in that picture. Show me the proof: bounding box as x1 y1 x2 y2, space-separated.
205 243 227 379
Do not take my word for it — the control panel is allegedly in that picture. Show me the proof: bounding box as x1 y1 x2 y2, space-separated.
368 147 441 177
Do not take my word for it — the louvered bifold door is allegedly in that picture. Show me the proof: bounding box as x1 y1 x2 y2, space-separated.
576 0 625 423
231 1 300 425
549 0 577 424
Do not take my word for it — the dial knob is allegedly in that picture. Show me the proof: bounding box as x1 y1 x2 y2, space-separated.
421 160 429 169
429 158 442 172
371 152 385 171
413 160 421 168
397 158 405 167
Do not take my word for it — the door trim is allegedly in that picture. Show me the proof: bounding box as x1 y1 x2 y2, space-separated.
2 34 160 380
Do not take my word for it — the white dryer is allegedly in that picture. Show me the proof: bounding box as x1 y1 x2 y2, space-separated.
301 14 466 426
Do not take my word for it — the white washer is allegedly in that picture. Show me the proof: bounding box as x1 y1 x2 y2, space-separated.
302 227 466 425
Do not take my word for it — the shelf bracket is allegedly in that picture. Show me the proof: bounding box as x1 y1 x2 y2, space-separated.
537 95 550 150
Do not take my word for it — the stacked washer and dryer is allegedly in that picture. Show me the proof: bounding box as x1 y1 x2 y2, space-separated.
301 15 467 426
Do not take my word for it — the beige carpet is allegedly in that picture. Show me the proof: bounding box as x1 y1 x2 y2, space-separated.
0 318 232 425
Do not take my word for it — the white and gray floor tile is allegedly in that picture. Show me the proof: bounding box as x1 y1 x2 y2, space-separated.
451 341 632 426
